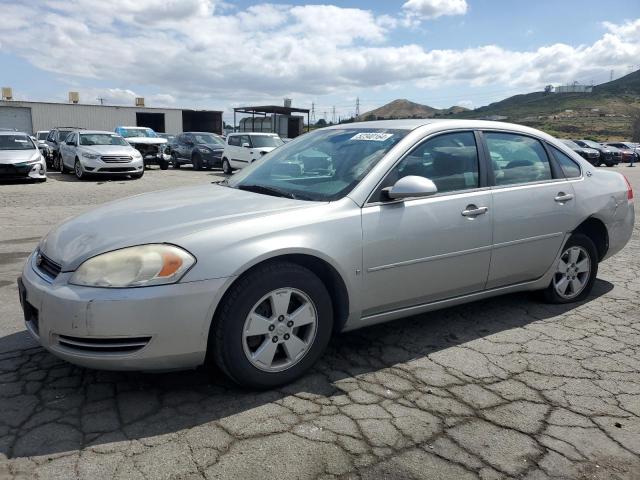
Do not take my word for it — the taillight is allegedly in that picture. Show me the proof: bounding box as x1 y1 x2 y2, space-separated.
623 175 633 200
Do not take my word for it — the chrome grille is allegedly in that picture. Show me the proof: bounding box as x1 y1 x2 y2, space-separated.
101 155 133 163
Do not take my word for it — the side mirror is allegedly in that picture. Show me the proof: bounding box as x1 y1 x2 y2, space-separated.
382 175 438 200
242 143 251 148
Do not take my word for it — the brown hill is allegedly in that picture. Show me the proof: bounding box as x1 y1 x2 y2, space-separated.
359 99 468 120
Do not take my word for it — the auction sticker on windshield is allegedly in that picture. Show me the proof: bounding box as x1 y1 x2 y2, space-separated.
350 132 394 141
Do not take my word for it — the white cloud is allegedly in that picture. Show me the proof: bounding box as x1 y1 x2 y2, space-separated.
0 3 639 109
402 0 468 20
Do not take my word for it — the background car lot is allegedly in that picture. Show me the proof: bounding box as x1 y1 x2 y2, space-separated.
0 168 639 479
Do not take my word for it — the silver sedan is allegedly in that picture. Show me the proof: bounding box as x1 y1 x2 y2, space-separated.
19 120 634 388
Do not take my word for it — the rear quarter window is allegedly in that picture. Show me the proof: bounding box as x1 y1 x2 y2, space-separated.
549 145 581 178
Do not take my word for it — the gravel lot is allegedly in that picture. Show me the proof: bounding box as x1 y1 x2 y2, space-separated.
1 166 639 480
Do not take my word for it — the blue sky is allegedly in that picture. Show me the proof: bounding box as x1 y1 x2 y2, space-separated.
1 0 639 121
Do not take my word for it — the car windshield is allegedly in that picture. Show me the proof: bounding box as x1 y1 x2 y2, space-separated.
0 134 36 150
251 136 284 148
80 133 129 146
560 139 580 149
194 133 224 145
57 130 72 141
36 132 48 140
227 128 408 201
120 128 157 138
580 140 601 148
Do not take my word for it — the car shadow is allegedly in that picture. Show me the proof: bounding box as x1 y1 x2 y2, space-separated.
0 280 614 458
46 172 141 183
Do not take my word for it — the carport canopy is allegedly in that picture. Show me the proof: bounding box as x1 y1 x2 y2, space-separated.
233 105 310 135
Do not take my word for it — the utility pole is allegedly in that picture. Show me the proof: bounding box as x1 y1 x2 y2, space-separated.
610 69 614 81
331 106 336 124
97 97 105 105
323 111 327 123
310 102 315 123
355 97 360 118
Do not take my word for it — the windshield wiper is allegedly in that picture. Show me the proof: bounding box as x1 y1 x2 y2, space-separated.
236 184 300 199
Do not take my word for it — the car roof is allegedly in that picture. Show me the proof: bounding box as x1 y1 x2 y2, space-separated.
184 131 221 135
323 119 555 135
229 132 278 136
78 130 122 135
117 126 152 129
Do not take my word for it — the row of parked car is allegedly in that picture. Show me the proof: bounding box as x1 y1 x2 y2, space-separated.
31 126 286 180
560 139 639 167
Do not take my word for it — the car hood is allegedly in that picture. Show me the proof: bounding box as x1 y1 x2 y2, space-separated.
197 143 225 150
0 149 40 164
124 137 167 146
581 148 599 154
256 146 277 152
40 184 315 270
83 145 137 156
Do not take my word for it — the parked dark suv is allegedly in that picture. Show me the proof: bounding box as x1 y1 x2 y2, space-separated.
573 140 620 167
559 139 600 165
170 132 226 170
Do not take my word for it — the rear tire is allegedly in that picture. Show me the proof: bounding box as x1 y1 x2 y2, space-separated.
222 158 232 175
59 156 68 174
172 153 181 169
209 262 333 389
159 160 169 170
542 233 598 304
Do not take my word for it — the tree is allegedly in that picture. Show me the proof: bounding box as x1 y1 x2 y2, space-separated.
315 118 327 127
632 111 640 142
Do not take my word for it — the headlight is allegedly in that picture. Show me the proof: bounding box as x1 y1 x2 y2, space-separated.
82 152 100 160
132 150 142 157
197 147 210 153
70 244 196 288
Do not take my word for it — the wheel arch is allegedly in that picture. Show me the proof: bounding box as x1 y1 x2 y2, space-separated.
208 253 351 343
572 216 609 261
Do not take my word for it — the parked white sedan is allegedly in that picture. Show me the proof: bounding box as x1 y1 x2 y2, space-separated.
59 130 145 179
19 120 634 388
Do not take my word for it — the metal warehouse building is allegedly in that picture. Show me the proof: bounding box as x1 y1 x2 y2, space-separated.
0 100 223 135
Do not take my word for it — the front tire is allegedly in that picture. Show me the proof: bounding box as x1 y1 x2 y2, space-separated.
74 159 85 180
543 233 598 304
159 160 169 170
192 153 202 171
59 156 68 174
172 153 181 169
210 262 333 389
222 158 232 175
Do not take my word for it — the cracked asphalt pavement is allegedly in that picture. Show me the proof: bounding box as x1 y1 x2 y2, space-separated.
1 167 639 480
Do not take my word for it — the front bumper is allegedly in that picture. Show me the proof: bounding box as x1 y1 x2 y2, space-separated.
0 161 46 180
81 156 144 175
19 251 228 371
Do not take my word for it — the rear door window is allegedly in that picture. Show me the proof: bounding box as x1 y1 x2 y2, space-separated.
485 132 552 186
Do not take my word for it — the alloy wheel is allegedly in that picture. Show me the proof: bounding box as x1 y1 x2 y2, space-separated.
553 246 591 299
242 288 318 372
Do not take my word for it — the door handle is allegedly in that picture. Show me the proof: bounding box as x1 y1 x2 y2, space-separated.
554 192 574 203
461 205 489 217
